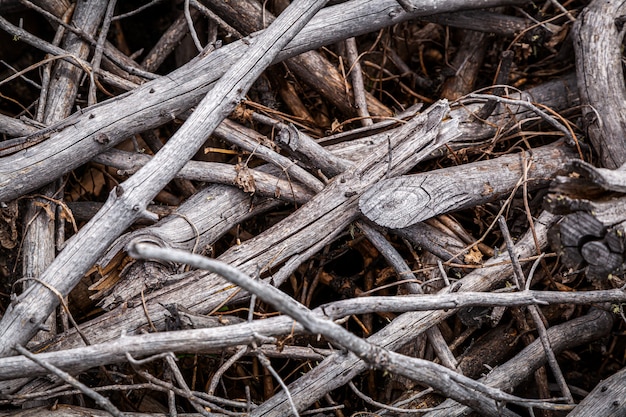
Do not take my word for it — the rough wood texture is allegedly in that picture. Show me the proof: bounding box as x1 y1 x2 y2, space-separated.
567 365 626 417
422 309 614 417
203 0 392 119
0 0 528 202
546 161 626 284
2 1 622 415
249 212 559 416
574 0 626 169
360 141 577 228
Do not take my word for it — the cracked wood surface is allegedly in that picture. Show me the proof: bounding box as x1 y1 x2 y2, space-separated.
360 141 577 228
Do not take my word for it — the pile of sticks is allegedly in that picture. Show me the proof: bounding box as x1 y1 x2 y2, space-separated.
1 0 625 415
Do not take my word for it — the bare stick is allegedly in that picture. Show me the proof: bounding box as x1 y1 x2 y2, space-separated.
93 148 314 204
0 14 136 90
255 351 300 417
345 37 372 126
88 0 118 106
0 288 621 382
184 0 203 52
358 221 458 370
466 93 577 145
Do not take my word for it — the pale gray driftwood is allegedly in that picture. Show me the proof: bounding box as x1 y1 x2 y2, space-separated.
0 114 42 137
560 160 626 193
360 141 577 228
21 0 110 352
20 74 577 354
423 10 547 36
0 0 526 201
125 243 549 416
574 0 626 169
29 0 70 21
202 0 392 118
0 0 530 202
89 114 459 310
0 0 330 358
93 148 315 204
326 72 579 162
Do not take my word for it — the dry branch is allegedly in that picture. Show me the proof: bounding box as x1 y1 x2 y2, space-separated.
126 242 562 416
0 289 621 384
360 141 577 228
28 101 454 355
546 160 626 283
567 364 626 416
574 0 626 168
249 211 558 415
422 308 614 416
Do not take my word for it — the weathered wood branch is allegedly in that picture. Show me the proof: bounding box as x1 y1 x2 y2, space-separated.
249 211 559 415
545 160 626 284
422 308 614 417
0 290 621 383
28 101 454 357
202 0 392 118
574 0 626 168
360 141 577 228
93 146 314 204
567 364 626 416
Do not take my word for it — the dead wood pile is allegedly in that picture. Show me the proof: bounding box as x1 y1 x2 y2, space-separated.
0 0 625 416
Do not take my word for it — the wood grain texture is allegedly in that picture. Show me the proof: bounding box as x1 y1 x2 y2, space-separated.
360 141 577 228
0 0 528 203
574 0 626 169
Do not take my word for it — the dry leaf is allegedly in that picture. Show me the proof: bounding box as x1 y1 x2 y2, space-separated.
232 104 254 123
464 246 483 265
235 163 256 193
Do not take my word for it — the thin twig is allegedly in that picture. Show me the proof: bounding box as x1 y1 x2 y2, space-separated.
112 0 166 20
466 93 577 146
208 345 247 396
165 354 212 417
345 37 373 126
498 217 574 404
184 0 203 52
256 350 300 417
88 0 118 106
358 220 458 370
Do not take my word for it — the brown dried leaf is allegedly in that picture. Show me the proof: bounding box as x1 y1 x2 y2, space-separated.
232 104 254 123
235 163 256 193
464 246 483 265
